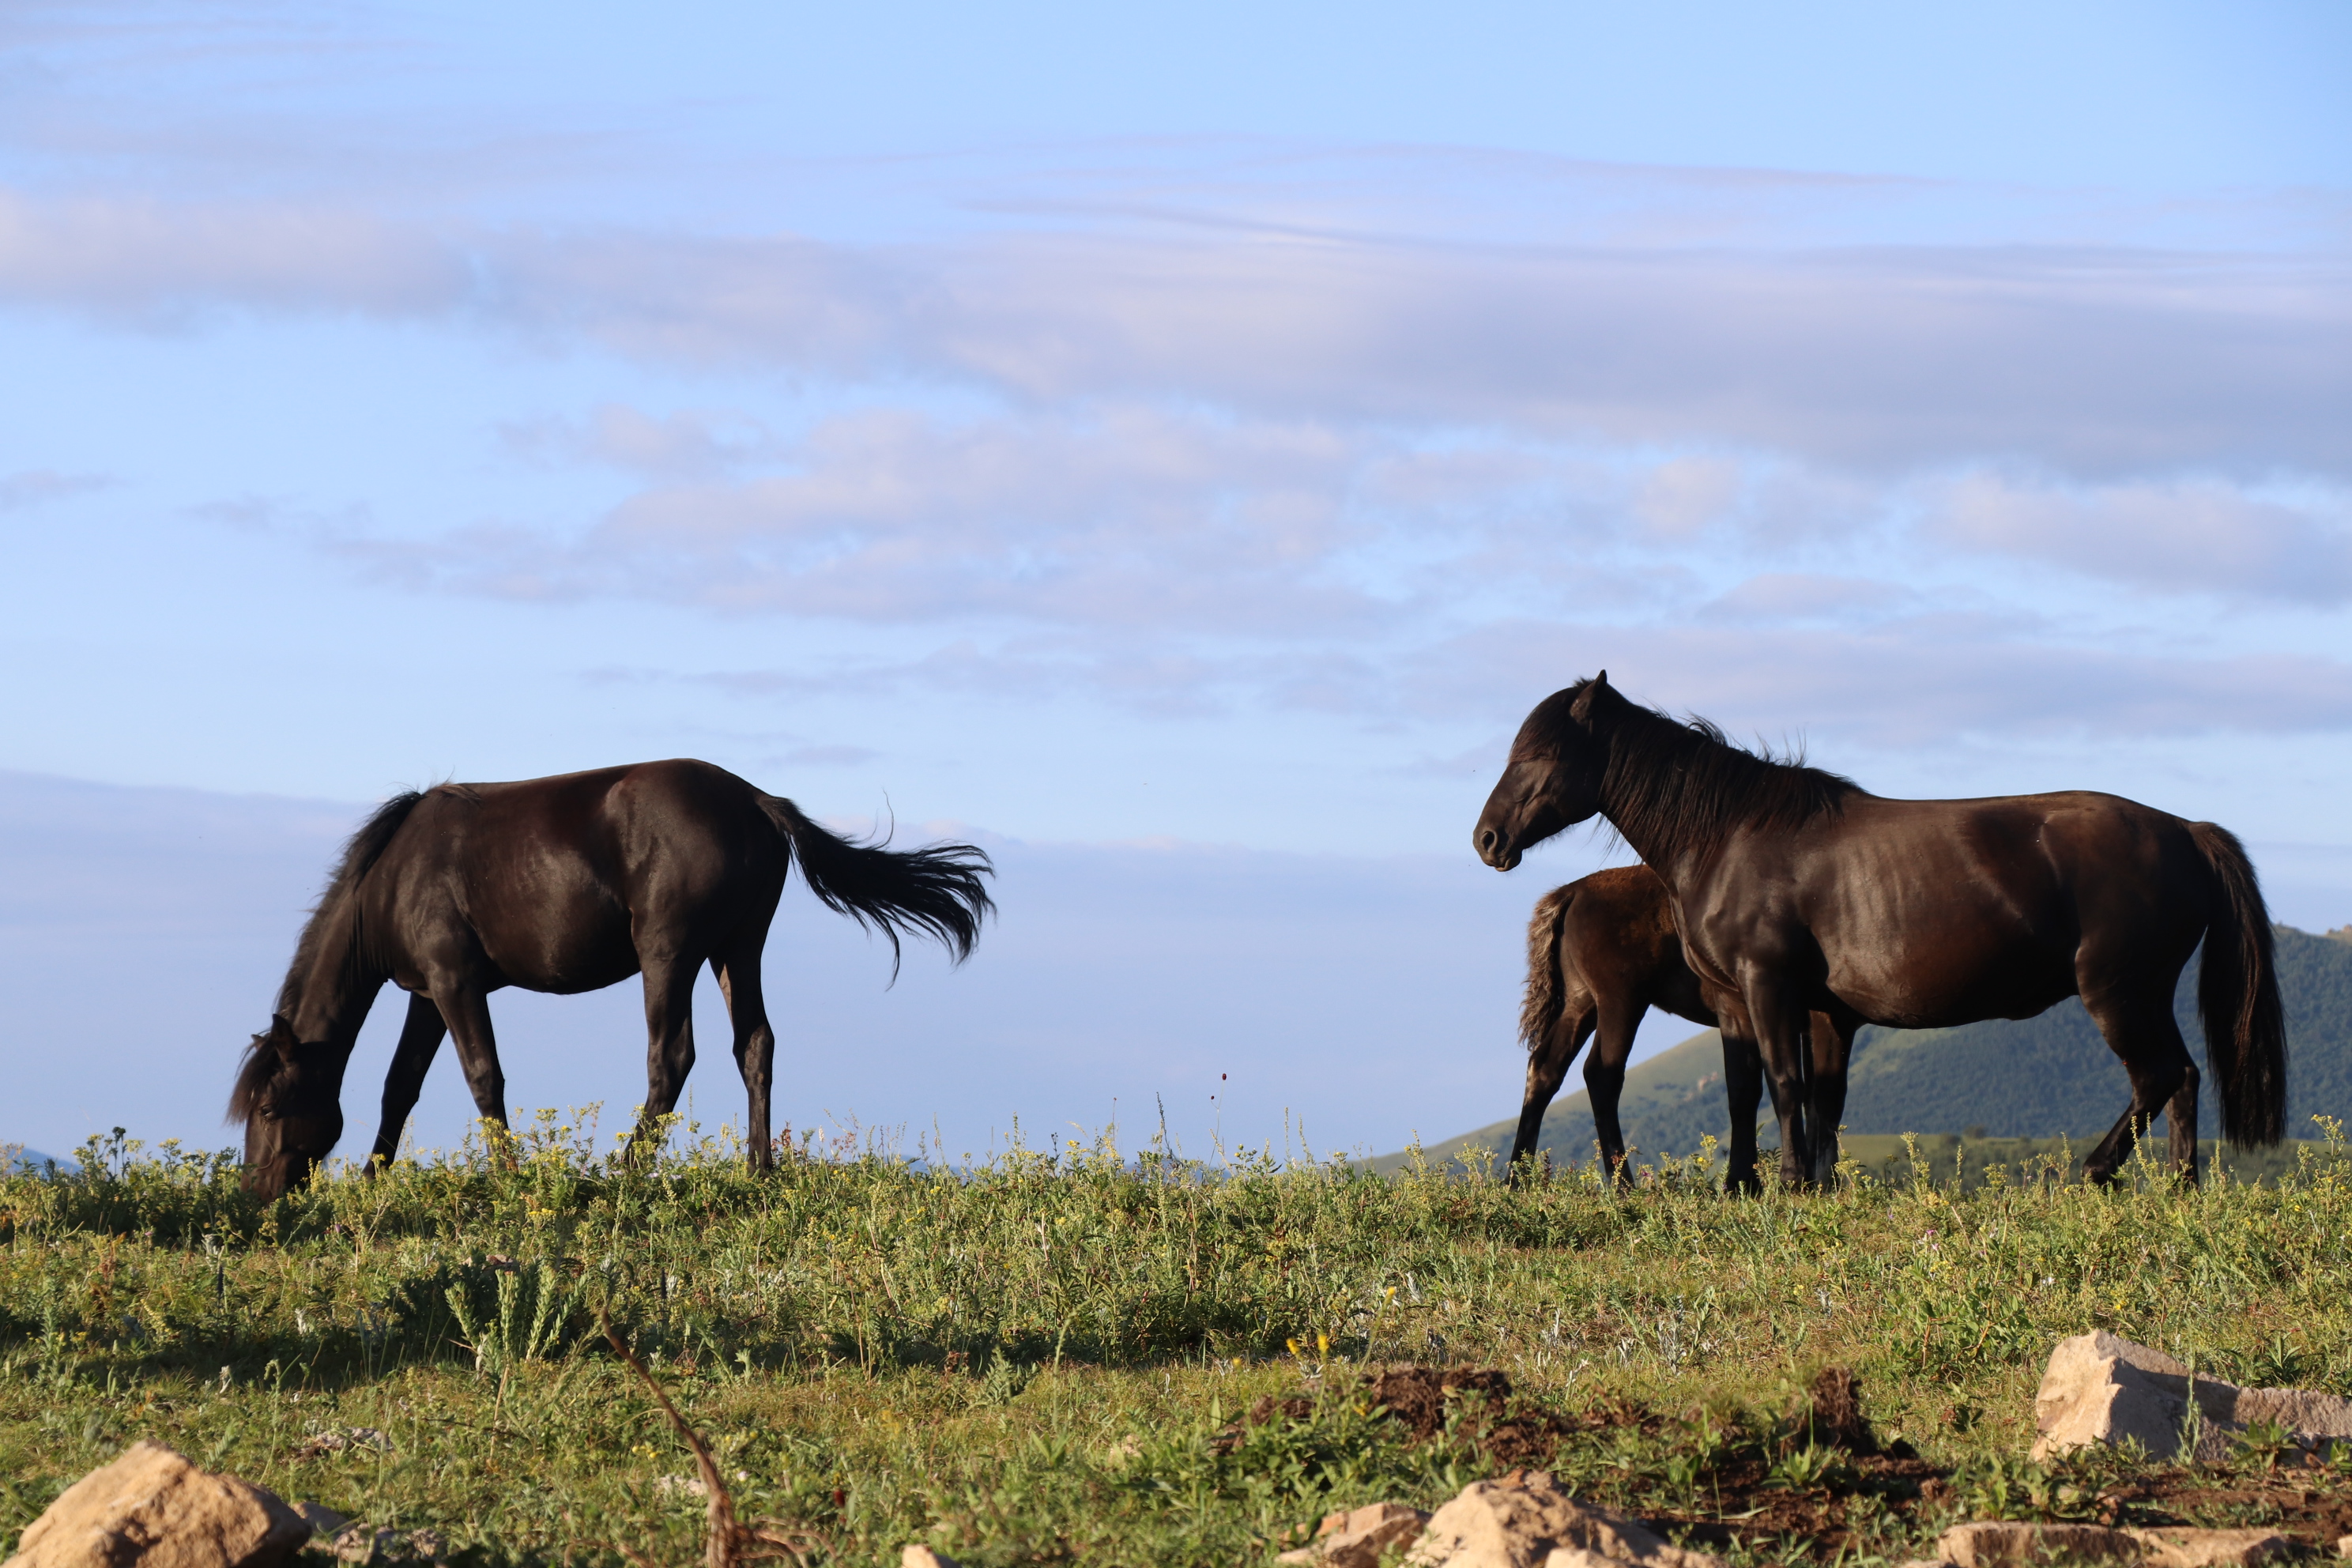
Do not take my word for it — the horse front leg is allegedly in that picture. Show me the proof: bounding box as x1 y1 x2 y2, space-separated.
1718 1023 1766 1196
368 992 448 1171
433 984 513 1167
1805 1009 1858 1189
1739 967 1815 1190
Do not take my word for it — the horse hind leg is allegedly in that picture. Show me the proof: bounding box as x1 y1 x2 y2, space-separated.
629 952 702 1163
712 941 778 1174
1584 993 1645 1186
2079 989 2199 1186
1508 1004 1591 1185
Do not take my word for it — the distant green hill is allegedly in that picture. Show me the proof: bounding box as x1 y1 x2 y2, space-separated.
1378 924 2352 1175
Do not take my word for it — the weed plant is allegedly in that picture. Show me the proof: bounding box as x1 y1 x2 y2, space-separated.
4 1114 2350 1566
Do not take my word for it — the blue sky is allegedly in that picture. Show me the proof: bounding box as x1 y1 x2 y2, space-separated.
2 2 2347 1163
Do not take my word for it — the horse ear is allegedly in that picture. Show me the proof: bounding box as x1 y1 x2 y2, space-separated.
268 1014 301 1057
1570 670 1611 722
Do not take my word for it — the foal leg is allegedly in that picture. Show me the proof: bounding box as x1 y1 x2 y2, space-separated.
628 952 701 1163
712 940 778 1174
1585 993 1645 1186
1507 1004 1592 1185
2079 989 2196 1186
367 992 449 1170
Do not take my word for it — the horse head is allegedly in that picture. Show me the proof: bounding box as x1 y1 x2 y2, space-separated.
228 1014 346 1199
1475 671 1619 870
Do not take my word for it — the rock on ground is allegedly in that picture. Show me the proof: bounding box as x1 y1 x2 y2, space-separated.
1277 1502 1432 1568
1403 1470 1722 1568
1936 1521 2295 1566
4 1441 309 1568
2033 1331 2352 1463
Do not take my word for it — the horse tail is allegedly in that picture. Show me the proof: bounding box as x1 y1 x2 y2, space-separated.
2188 820 2286 1147
1519 885 1576 1056
756 796 995 980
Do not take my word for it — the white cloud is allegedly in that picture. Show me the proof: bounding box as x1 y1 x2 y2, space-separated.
1417 621 2352 744
0 188 465 322
2 177 2344 478
1932 471 2352 604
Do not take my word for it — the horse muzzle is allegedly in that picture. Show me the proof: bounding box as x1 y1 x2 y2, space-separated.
1474 824 1522 871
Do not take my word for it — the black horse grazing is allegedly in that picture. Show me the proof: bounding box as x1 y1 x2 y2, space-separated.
1476 673 2284 1187
230 760 993 1197
1514 864 1851 1191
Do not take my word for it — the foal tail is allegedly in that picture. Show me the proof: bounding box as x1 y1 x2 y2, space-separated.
2188 820 2286 1147
757 796 995 979
1519 884 1575 1055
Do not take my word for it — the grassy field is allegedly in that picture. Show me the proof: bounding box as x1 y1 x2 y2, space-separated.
6 1116 2352 1567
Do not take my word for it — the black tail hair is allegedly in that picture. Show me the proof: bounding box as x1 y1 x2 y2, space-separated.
2188 820 2287 1146
758 796 994 979
1519 884 1575 1055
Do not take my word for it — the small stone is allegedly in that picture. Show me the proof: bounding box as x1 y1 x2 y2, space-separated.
290 1506 348 1540
901 1548 960 1568
1939 1521 2146 1566
2336 1535 2352 1560
4 1440 309 1568
1404 1471 1721 1567
1280 1502 1431 1567
2126 1528 2296 1567
328 1526 379 1566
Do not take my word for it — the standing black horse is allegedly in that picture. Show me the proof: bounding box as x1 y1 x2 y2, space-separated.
1476 673 2284 1187
1513 864 1851 1191
230 760 993 1197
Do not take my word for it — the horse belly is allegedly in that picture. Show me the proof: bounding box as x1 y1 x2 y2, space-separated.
475 886 642 996
1823 918 2075 1029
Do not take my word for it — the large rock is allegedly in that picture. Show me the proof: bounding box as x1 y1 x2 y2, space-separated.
5 1441 309 1568
1938 1522 2147 1566
1937 1521 2294 1566
1279 1503 1431 1568
2032 1332 2352 1463
2128 1528 2296 1566
1404 1471 1721 1568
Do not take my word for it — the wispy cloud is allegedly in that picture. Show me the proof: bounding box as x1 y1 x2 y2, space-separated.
1932 470 2352 605
2 179 2344 477
0 469 108 510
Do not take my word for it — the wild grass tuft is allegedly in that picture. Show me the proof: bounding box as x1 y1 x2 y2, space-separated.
4 1113 2350 1565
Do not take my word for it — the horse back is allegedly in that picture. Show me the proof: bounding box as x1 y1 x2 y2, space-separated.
360 760 786 994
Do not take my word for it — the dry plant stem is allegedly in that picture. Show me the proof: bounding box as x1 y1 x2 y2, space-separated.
599 1307 820 1568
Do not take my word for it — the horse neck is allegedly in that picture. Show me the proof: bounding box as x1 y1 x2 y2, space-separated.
280 897 386 1054
1592 717 1713 887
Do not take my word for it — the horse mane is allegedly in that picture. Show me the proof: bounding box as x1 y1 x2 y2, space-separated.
232 791 424 1124
274 790 426 1013
1573 682 1862 863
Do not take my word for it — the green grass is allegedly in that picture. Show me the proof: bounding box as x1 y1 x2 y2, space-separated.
6 1114 2352 1567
